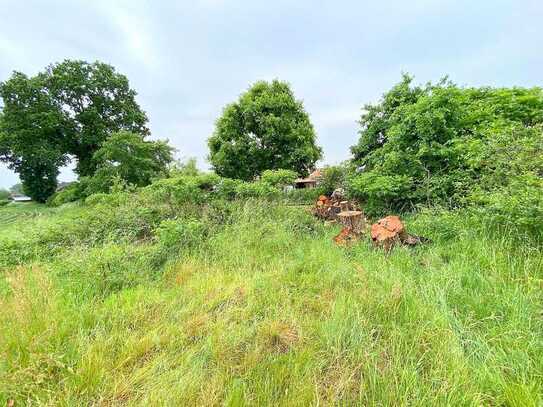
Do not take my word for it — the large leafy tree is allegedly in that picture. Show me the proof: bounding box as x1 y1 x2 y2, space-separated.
0 73 69 201
46 60 149 176
208 80 322 180
0 60 149 201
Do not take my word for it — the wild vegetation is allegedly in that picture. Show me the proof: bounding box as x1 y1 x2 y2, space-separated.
0 60 152 201
208 80 322 180
1 175 542 405
349 74 543 235
0 63 542 405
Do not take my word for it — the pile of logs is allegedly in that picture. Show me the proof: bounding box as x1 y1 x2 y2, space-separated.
313 195 428 250
313 195 358 221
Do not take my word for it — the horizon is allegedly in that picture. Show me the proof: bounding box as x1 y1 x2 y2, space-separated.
1 0 542 188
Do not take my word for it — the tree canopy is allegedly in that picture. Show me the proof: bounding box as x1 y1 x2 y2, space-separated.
208 80 322 180
349 74 543 220
0 60 149 201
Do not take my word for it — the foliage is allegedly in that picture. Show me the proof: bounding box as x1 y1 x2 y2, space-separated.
0 200 9 207
347 173 413 214
260 169 298 188
44 60 150 176
285 186 326 204
0 189 9 200
1 194 542 404
320 164 350 195
234 181 281 200
0 73 68 201
92 131 173 187
0 60 149 201
208 80 322 180
47 182 85 207
469 174 543 238
47 132 173 206
155 219 206 249
169 157 200 177
349 74 543 228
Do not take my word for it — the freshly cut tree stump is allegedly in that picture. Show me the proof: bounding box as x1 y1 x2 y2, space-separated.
337 210 365 235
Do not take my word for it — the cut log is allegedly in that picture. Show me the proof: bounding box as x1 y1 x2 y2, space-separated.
370 215 409 251
337 210 365 235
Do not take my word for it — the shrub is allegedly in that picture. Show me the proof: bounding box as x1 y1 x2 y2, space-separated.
349 75 543 224
468 174 543 238
285 187 326 204
260 169 298 188
234 181 281 199
0 199 9 207
320 164 350 195
213 178 245 200
347 172 413 216
48 183 84 206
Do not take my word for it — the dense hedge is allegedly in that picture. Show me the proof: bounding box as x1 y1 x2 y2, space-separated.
348 75 543 236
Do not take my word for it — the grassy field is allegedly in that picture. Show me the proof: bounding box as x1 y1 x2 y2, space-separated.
0 202 56 228
0 198 542 405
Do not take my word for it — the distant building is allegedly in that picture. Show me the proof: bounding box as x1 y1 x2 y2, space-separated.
11 195 32 202
294 169 323 189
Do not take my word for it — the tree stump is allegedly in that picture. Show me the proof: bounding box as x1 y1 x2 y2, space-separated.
370 215 407 251
337 210 365 235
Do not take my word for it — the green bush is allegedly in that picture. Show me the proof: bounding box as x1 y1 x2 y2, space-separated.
468 174 543 238
48 183 84 206
260 169 298 188
320 164 350 195
213 178 244 200
349 74 543 230
0 199 9 207
285 187 326 204
234 181 281 199
347 173 413 215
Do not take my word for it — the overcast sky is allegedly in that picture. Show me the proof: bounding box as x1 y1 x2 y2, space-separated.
1 0 541 188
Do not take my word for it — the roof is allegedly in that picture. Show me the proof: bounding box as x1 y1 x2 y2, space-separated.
295 178 317 184
11 195 32 202
295 168 323 184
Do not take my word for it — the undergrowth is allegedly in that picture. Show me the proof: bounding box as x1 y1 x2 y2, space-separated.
0 197 541 405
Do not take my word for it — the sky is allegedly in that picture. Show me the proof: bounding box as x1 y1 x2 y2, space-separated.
0 0 542 189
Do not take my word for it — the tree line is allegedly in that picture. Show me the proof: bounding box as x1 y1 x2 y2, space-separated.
1 60 542 235
0 60 323 201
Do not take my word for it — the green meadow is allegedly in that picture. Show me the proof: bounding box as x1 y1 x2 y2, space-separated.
1 193 541 406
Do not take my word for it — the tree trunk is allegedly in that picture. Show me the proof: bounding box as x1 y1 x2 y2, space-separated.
337 210 365 235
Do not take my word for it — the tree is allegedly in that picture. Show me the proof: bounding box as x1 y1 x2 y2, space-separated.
0 60 149 201
0 188 9 200
46 60 149 176
348 74 543 216
0 73 69 201
208 80 322 180
92 131 174 188
351 73 423 164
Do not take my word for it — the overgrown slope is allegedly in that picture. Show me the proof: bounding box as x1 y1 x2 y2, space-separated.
1 194 541 405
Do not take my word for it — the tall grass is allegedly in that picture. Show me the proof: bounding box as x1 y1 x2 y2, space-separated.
0 199 541 405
